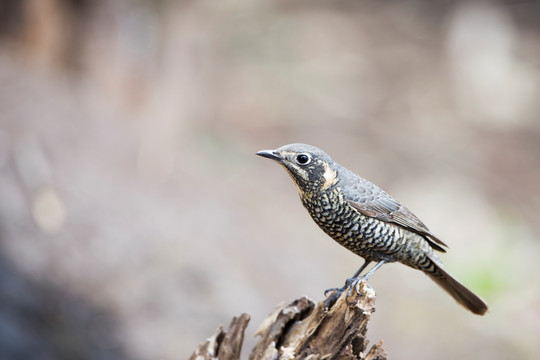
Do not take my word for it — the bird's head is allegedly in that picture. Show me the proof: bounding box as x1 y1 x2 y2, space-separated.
256 143 339 194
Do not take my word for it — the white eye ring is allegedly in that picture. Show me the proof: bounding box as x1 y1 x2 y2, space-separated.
295 153 311 165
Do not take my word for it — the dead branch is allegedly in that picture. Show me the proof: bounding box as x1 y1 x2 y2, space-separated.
190 281 387 360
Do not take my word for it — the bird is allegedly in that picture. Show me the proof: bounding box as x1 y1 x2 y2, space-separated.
256 143 488 315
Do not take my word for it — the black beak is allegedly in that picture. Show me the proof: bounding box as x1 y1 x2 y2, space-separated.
256 149 282 161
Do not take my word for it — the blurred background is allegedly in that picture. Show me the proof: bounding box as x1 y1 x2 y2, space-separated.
0 0 539 359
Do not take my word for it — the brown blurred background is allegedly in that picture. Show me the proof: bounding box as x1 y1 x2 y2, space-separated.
0 0 539 359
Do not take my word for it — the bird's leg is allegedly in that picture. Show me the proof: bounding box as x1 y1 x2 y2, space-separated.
348 259 386 298
324 261 371 296
324 260 371 308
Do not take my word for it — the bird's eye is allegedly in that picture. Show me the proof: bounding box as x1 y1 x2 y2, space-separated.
295 154 311 165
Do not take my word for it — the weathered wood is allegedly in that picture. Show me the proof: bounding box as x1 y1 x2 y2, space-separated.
190 314 251 360
190 281 387 360
250 281 386 360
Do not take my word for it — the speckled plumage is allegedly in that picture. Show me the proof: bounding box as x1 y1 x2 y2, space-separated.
257 143 488 315
300 186 435 272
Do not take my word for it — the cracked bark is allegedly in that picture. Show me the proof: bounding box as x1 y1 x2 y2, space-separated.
190 281 387 360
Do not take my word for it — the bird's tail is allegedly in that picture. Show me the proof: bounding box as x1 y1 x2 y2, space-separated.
425 255 488 315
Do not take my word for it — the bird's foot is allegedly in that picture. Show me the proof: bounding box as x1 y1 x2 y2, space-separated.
323 290 342 309
348 276 370 299
324 276 368 309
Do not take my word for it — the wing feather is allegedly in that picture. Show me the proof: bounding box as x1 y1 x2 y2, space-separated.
342 174 448 252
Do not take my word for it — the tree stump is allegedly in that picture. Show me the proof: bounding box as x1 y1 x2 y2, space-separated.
190 281 387 360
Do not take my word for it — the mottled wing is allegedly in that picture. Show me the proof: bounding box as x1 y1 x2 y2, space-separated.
343 175 448 252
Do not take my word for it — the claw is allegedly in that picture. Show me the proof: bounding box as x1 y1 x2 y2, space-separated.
346 276 367 304
324 260 385 309
326 276 370 307
324 291 341 309
323 285 346 308
324 287 342 297
355 277 363 294
324 276 362 308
